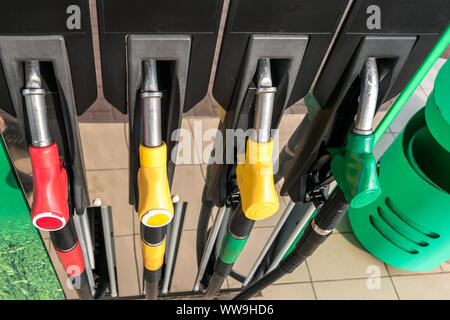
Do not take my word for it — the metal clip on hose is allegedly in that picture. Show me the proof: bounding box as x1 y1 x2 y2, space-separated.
205 59 279 299
233 58 380 300
234 188 349 300
23 61 91 299
138 60 174 300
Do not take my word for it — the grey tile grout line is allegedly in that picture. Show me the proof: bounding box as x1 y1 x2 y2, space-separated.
385 269 450 277
330 230 354 234
185 118 204 176
85 167 129 172
304 260 318 300
111 234 139 238
269 275 393 286
383 87 430 135
131 206 141 294
417 84 430 99
115 226 211 234
251 225 285 231
93 112 446 295
123 123 129 151
198 163 206 182
225 277 230 290
385 253 450 277
174 163 210 167
111 231 450 287
270 279 312 286
270 270 450 287
385 263 401 300
98 228 385 238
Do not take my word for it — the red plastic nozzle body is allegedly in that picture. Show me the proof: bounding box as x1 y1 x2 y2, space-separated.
29 142 69 231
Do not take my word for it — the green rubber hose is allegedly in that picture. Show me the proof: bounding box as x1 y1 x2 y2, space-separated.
374 25 450 143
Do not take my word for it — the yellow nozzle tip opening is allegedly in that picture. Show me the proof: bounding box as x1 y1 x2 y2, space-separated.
141 209 173 227
244 202 279 221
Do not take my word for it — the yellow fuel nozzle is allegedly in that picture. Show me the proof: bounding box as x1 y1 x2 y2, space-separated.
138 60 173 227
141 237 166 271
137 60 173 300
237 138 279 220
236 58 279 220
138 142 174 227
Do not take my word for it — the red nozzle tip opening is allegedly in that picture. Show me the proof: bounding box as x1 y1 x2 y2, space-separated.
32 213 66 231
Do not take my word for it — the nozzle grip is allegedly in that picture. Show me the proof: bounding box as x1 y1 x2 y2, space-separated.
237 139 279 220
138 143 174 227
329 132 381 208
55 241 86 277
142 238 166 271
29 142 69 231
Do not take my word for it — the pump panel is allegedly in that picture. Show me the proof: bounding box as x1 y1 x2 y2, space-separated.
281 0 450 203
96 0 224 114
313 0 450 106
0 0 97 116
212 0 351 113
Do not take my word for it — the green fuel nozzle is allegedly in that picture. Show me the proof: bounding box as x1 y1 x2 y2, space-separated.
329 132 380 208
329 57 381 208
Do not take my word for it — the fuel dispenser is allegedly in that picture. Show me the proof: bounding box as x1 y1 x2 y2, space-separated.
0 0 121 299
0 0 449 301
0 0 100 299
96 0 224 299
194 0 352 298
235 0 450 299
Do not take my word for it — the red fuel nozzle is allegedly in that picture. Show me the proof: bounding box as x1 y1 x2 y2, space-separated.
56 242 86 277
29 142 69 231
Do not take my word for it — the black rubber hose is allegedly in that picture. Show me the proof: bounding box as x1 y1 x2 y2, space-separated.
280 189 348 274
73 271 93 300
205 259 234 299
273 147 292 184
76 286 94 300
205 273 227 299
93 273 108 300
206 207 254 298
229 270 246 283
144 268 162 300
234 268 285 300
228 206 255 238
234 188 348 300
50 219 78 251
251 238 277 283
315 188 349 230
274 116 311 184
145 281 159 300
196 186 214 266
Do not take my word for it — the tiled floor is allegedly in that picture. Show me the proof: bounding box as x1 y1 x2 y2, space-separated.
83 57 450 300
3 49 449 299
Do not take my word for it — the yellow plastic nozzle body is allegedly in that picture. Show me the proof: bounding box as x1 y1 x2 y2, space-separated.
236 139 279 221
137 142 174 227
